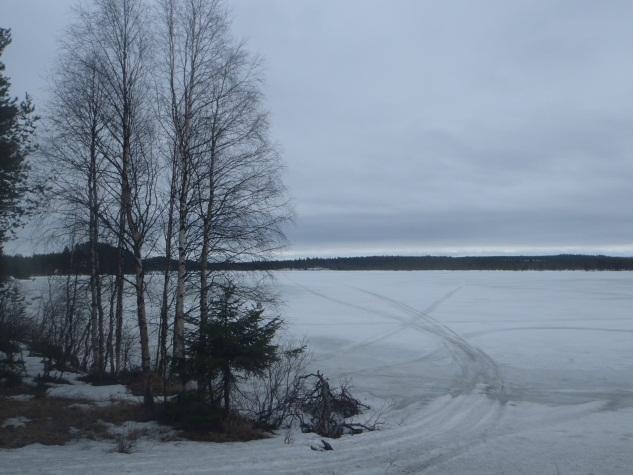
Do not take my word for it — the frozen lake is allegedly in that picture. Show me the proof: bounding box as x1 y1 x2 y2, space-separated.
5 270 633 474
276 271 633 473
280 271 633 407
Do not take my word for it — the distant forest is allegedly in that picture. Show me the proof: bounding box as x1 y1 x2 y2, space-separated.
3 243 633 277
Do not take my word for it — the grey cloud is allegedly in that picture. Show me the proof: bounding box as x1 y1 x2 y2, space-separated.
287 208 633 255
2 0 633 256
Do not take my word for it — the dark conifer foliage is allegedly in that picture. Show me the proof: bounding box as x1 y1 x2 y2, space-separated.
0 28 37 263
185 283 282 414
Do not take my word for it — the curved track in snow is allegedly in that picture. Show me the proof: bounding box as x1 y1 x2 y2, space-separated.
264 278 510 473
350 286 506 401
295 279 506 402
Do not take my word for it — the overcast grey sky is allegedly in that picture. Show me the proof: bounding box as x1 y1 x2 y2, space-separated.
2 0 633 257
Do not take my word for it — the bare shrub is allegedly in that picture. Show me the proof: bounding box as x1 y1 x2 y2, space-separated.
0 281 30 387
240 341 309 430
240 353 377 439
113 428 138 454
31 276 89 375
0 281 30 352
295 372 375 439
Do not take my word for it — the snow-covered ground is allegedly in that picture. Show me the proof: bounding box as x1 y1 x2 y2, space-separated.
2 270 633 474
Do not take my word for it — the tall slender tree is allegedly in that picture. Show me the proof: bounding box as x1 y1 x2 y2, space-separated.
191 42 289 332
88 0 159 408
157 0 228 362
47 41 108 374
157 0 290 369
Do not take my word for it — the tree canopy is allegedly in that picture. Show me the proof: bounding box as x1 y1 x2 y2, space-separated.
0 27 37 260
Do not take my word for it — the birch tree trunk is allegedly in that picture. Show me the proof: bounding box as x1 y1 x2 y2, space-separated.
91 0 157 409
158 154 177 376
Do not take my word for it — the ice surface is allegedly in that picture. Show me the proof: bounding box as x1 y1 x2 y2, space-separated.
2 271 633 474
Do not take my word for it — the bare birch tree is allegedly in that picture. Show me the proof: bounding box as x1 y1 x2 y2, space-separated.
157 0 228 362
46 0 290 408
157 0 289 369
46 33 108 374
191 41 290 332
156 148 177 378
88 0 159 408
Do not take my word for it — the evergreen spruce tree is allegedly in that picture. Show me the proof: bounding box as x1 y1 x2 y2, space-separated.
188 283 282 415
0 28 37 264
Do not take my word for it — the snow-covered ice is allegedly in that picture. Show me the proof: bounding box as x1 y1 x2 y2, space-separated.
2 270 633 474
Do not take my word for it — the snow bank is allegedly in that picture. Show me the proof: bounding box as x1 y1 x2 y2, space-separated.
46 383 138 403
1 417 30 429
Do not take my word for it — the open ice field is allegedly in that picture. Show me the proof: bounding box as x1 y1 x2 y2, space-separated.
4 270 633 474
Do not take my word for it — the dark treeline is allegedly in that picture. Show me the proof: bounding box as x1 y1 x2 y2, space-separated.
3 243 134 277
2 243 198 277
4 247 633 277
219 255 633 271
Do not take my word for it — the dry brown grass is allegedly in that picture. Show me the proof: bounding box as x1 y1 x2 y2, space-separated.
0 372 272 448
126 373 181 398
0 395 151 448
180 413 269 443
0 394 267 448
